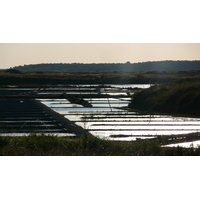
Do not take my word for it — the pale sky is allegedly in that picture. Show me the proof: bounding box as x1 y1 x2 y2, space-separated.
1 1 200 69
0 43 200 69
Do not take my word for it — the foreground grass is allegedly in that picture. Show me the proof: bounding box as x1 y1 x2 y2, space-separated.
0 134 200 156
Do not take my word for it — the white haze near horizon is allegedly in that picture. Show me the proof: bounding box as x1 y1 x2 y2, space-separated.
1 43 200 69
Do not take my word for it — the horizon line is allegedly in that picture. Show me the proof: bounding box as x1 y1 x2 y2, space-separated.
10 59 200 68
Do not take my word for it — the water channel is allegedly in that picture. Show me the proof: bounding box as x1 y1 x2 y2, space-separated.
1 84 200 147
39 84 200 147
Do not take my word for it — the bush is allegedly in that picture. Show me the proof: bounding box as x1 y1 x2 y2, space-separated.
129 81 200 116
5 68 22 74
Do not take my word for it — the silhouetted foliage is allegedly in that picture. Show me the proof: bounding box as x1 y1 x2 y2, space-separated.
12 60 200 72
5 68 22 74
129 81 200 116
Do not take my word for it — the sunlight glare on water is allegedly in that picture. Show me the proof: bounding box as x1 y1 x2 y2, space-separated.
40 83 200 143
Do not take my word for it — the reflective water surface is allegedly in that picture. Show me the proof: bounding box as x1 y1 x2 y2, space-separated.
163 140 200 148
41 90 200 145
4 84 195 145
3 84 199 146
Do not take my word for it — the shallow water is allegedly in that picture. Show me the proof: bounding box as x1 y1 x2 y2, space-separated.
38 92 98 95
89 103 128 107
52 107 120 113
0 120 52 123
109 84 151 88
163 140 200 148
45 88 96 91
88 100 130 103
101 92 128 95
44 103 83 108
95 134 156 141
0 133 76 137
76 122 200 131
1 88 37 90
84 98 125 101
41 100 83 108
77 121 200 125
39 83 200 143
89 130 198 136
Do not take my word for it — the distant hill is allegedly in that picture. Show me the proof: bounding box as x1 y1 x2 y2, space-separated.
13 60 200 72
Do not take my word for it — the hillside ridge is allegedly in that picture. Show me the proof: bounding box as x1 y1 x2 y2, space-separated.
13 60 200 72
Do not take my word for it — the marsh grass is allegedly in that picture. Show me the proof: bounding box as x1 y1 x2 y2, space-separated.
0 133 200 156
129 81 200 116
1 70 198 86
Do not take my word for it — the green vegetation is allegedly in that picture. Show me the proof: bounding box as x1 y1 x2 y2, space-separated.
1 69 200 86
129 80 200 116
5 68 22 74
0 133 200 156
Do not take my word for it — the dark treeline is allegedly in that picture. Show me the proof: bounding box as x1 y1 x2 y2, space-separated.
13 60 200 72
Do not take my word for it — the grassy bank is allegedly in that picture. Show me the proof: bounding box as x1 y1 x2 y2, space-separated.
129 81 200 117
0 133 200 156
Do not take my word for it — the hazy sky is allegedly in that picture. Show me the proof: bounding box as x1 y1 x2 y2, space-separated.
1 43 200 69
1 1 200 69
